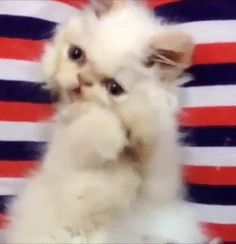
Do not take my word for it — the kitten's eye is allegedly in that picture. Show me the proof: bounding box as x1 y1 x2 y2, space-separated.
68 45 85 63
102 78 125 96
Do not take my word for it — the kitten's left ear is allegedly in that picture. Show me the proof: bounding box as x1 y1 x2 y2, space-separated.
90 0 124 17
145 29 194 82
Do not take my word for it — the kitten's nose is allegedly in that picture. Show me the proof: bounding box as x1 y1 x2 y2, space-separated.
77 74 93 87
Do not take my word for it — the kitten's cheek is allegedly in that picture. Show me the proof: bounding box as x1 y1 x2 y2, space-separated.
80 87 92 100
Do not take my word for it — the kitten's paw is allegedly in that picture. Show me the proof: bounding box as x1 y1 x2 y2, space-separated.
96 121 127 161
86 106 127 161
72 234 88 244
59 102 91 124
66 105 127 164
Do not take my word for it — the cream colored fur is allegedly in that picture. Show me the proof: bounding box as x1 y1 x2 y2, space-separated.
7 0 207 243
7 102 141 243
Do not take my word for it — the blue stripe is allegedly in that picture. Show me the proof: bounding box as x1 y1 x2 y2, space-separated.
0 15 56 40
181 127 236 147
155 0 236 23
184 64 236 87
0 80 52 104
0 196 13 213
187 184 236 205
0 141 46 161
2 186 236 213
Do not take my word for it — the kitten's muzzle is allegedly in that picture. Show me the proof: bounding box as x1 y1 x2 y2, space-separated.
78 74 93 87
71 74 93 96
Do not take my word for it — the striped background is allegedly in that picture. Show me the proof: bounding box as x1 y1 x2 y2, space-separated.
0 0 236 242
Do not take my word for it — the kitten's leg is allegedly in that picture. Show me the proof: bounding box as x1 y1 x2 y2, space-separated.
6 177 74 244
59 171 130 243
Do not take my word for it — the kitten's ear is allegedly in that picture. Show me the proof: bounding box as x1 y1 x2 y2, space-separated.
90 0 124 17
145 29 194 82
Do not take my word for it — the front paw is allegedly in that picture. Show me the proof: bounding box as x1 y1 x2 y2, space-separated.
59 102 91 124
96 118 127 161
80 106 127 162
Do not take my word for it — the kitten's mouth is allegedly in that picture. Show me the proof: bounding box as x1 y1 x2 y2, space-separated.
71 75 93 98
70 86 83 101
72 86 81 95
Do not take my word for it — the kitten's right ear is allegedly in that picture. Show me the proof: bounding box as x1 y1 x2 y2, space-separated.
90 0 125 17
144 29 194 83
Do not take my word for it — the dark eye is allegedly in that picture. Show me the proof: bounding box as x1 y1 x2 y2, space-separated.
68 45 85 63
102 78 125 96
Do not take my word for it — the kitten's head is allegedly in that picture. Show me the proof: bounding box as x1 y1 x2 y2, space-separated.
42 0 193 101
42 0 194 149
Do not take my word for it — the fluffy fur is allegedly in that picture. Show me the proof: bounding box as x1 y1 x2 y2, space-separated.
7 0 207 243
7 102 141 243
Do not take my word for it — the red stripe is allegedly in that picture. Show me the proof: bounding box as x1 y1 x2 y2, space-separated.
0 38 44 61
56 0 179 9
179 107 236 127
0 161 38 178
203 223 236 242
146 0 180 8
193 43 236 65
0 102 54 122
1 40 236 67
55 0 88 8
0 214 8 229
0 103 234 128
184 166 236 186
4 162 236 185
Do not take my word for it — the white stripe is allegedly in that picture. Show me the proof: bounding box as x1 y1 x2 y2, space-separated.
0 178 27 196
1 1 236 44
182 147 236 167
0 59 42 83
0 230 6 244
1 179 236 225
189 203 236 224
180 85 236 108
178 20 236 44
0 122 52 142
0 0 80 24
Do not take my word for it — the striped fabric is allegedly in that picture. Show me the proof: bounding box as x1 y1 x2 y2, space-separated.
0 0 236 242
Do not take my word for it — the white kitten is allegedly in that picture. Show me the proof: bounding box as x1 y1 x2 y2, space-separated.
7 0 208 243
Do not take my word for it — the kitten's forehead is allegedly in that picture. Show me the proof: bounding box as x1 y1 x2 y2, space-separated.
113 59 143 87
84 1 161 76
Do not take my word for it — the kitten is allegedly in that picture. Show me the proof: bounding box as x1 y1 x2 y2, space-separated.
42 1 206 242
7 0 208 243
